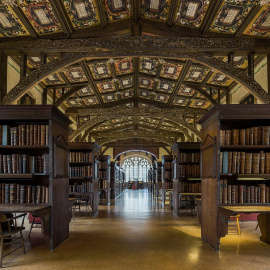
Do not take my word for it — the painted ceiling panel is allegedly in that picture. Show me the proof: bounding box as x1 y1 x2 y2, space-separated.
66 98 82 107
27 56 41 68
55 88 70 98
173 96 189 106
62 0 100 28
82 96 99 105
89 61 112 79
141 0 170 21
207 72 232 86
210 0 255 34
120 89 133 99
63 66 87 82
139 77 155 89
115 58 133 75
185 65 210 82
102 93 118 102
139 89 152 99
19 0 63 35
119 76 133 89
139 57 159 75
160 61 183 80
77 86 95 96
97 80 116 93
0 5 29 37
177 85 196 97
44 73 65 85
104 0 131 21
154 93 170 103
157 80 175 93
190 99 210 109
175 0 210 28
244 4 270 37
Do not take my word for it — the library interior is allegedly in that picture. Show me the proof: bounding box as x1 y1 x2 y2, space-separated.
1 0 270 269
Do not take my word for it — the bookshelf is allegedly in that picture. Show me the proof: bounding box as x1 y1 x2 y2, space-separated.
199 104 270 250
69 142 100 213
112 162 125 199
110 161 115 199
172 142 201 216
99 155 111 205
161 155 173 205
0 105 70 250
155 161 162 199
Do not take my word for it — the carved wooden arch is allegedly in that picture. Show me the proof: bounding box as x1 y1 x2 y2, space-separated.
97 135 174 146
70 115 198 142
120 153 153 166
4 50 270 105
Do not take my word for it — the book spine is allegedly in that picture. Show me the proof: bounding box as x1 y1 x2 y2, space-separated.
240 129 246 145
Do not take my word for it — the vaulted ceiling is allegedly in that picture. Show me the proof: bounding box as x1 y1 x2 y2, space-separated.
1 0 270 147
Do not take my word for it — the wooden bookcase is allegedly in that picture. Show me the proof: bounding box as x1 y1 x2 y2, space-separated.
199 104 270 250
69 142 100 213
110 161 115 199
112 162 124 199
172 142 201 216
0 105 70 250
99 155 111 205
155 161 162 199
161 155 173 205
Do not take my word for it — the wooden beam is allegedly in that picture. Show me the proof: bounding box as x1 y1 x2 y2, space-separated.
0 52 7 104
133 57 139 107
228 52 234 65
200 0 224 34
248 52 255 79
235 4 262 38
132 0 141 23
168 60 193 105
49 0 73 37
167 0 178 26
80 60 104 105
19 53 27 81
96 0 108 28
12 6 38 38
42 88 48 105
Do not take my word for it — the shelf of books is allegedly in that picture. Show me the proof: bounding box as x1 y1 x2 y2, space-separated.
155 161 162 199
0 105 70 250
110 161 115 199
69 142 100 213
161 155 173 206
172 142 201 216
98 155 111 205
199 104 270 250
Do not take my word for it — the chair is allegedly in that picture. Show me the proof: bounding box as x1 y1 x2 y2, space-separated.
28 214 42 238
0 213 26 268
228 214 241 236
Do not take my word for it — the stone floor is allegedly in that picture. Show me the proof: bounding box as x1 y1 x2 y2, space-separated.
3 189 270 269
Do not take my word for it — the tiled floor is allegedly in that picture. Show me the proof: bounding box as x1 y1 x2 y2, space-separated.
4 189 270 269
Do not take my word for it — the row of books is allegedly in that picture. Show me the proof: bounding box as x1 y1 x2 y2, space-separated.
69 152 92 163
0 183 49 204
0 124 49 146
164 181 173 189
99 180 109 189
220 180 270 204
164 162 172 169
69 166 92 177
99 161 108 169
99 171 107 179
220 126 270 146
221 151 270 174
179 182 201 193
179 152 200 163
69 182 92 193
164 171 172 180
0 154 49 174
179 164 200 178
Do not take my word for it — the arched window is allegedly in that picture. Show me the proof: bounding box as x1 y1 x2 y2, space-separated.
122 157 151 182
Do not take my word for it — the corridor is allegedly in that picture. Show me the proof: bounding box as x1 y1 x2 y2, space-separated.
6 189 270 270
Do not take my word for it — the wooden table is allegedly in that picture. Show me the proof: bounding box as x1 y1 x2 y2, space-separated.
219 205 270 245
0 204 52 247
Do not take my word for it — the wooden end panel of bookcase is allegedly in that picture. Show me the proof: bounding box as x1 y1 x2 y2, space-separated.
201 177 219 250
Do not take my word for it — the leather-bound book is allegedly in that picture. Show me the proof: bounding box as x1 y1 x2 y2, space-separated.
232 129 239 145
266 186 270 203
232 152 237 174
33 125 38 145
45 125 49 145
255 187 258 203
228 152 233 174
41 125 46 145
220 152 223 174
245 153 252 174
258 126 262 145
222 152 229 174
253 127 258 145
231 185 236 204
225 130 231 145
250 186 255 203
263 126 270 145
227 185 231 204
252 153 260 174
250 128 254 145
239 185 244 204
246 128 250 145
30 124 34 145
235 185 239 203
240 129 246 145
259 184 266 203
223 180 227 204
246 186 251 203
260 151 265 174
220 130 225 145
265 153 270 173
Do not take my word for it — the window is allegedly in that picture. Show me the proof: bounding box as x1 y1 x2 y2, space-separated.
122 157 150 182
